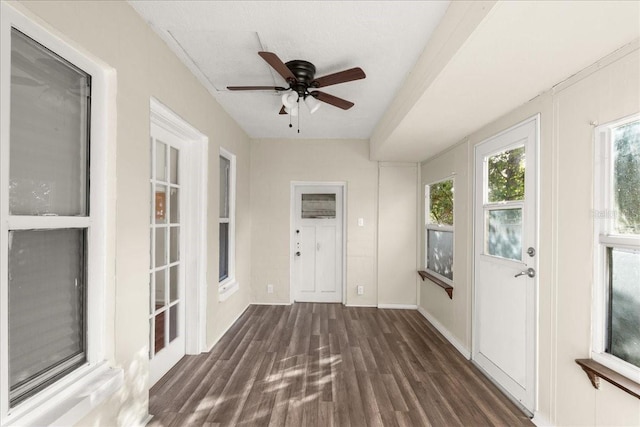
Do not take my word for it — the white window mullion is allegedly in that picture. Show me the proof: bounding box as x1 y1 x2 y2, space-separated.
7 216 91 230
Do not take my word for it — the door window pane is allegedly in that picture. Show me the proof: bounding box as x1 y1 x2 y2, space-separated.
302 194 336 219
169 305 178 343
608 248 640 368
156 141 166 182
219 223 229 281
9 29 90 216
486 208 522 261
220 156 230 218
170 227 179 263
170 188 179 224
155 268 166 310
154 311 165 354
155 185 167 224
170 266 178 303
170 147 179 184
8 229 86 403
155 227 166 267
427 229 453 280
612 121 640 235
487 146 525 203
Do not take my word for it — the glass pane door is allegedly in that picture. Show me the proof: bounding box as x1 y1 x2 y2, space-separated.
149 138 182 358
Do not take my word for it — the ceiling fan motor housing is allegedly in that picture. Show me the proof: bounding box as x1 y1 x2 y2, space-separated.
286 60 316 97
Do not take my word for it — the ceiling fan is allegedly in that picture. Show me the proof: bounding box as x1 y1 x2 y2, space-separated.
227 51 366 116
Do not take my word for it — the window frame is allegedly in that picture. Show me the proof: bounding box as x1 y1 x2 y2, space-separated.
592 114 640 383
0 3 119 425
218 147 237 301
425 176 455 285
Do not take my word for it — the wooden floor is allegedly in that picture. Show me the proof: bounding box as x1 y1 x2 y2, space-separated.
149 304 533 426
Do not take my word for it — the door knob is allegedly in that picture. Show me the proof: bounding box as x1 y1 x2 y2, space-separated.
514 268 535 278
295 251 301 256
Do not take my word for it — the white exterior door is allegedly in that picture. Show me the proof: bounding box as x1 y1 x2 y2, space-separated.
292 185 343 303
473 116 538 413
149 124 186 385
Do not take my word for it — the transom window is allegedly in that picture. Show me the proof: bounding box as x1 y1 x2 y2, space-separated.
593 116 640 379
425 178 454 282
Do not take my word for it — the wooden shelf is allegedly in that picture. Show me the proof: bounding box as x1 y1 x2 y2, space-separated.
575 358 640 399
418 270 453 299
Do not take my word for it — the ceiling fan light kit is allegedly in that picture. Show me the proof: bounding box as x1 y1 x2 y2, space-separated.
227 51 366 125
304 95 321 114
281 91 299 109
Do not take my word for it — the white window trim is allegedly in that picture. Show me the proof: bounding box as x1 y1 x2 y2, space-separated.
0 3 121 426
592 114 640 383
219 147 237 301
425 176 455 286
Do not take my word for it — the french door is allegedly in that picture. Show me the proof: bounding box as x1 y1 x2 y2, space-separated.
473 116 538 413
149 124 186 385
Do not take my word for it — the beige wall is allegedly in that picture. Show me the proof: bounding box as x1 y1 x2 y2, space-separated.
12 1 252 425
377 163 418 306
250 139 379 306
419 45 640 425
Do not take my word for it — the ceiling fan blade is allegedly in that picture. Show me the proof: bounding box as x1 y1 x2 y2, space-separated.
311 91 354 110
258 52 297 83
312 67 365 88
227 86 286 91
279 106 286 115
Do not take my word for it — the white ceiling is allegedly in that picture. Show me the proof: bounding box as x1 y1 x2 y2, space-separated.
129 0 450 139
372 1 640 161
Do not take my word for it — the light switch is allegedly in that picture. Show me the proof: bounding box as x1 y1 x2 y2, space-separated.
358 218 364 227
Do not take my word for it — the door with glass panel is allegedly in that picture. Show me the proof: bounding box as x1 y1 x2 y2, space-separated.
473 116 538 413
149 125 185 385
292 185 343 303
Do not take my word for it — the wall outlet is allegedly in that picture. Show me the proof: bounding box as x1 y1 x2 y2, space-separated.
357 285 364 295
358 217 364 227
267 284 274 294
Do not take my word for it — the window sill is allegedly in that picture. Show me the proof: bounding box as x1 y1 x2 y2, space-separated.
418 270 453 299
4 363 124 427
576 358 640 399
219 279 239 302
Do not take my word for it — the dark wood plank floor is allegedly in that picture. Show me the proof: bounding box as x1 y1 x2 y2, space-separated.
149 303 533 426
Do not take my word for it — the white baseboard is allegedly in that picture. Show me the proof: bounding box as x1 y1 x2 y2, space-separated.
250 302 292 306
417 306 471 359
378 304 418 310
207 303 250 352
532 411 554 427
344 304 378 308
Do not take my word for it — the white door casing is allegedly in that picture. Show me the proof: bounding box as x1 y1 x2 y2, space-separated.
291 184 344 303
473 115 538 413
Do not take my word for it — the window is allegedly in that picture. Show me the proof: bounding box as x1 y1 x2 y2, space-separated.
1 4 117 424
485 146 525 261
593 116 640 381
425 178 454 282
219 148 237 299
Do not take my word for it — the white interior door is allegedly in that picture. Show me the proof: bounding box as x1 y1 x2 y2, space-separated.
293 185 343 303
149 124 186 385
473 116 538 413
